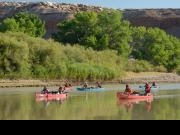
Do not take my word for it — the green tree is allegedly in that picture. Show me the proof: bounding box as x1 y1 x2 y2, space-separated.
53 10 132 57
97 10 132 57
0 18 19 32
54 11 98 45
0 12 45 37
131 27 180 71
130 26 147 59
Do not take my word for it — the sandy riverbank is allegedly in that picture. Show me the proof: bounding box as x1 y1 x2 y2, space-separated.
121 72 180 83
0 72 180 88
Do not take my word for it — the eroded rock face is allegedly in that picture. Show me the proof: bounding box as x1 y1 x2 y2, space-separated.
0 2 103 38
1 2 180 38
123 9 180 38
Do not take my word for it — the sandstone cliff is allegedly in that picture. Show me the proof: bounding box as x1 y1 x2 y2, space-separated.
1 2 180 38
0 2 103 38
123 9 180 38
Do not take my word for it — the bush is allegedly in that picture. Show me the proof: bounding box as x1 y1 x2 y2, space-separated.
0 32 124 80
175 66 180 75
125 60 154 72
0 12 45 37
154 65 167 72
53 10 132 57
66 63 117 81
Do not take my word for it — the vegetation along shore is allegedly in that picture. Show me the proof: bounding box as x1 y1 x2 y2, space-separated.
1 2 180 88
1 72 180 88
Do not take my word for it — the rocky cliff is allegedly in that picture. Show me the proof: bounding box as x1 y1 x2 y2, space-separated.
1 2 180 38
123 9 180 38
0 2 103 38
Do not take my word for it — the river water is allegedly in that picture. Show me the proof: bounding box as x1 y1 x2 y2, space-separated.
0 83 180 120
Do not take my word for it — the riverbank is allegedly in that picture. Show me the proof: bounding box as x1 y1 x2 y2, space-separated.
0 72 180 88
120 72 180 84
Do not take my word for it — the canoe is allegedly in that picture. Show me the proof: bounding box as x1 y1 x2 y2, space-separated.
116 92 153 100
76 87 105 92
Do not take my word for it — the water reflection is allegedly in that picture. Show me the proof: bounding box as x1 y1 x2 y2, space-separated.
117 98 153 113
0 90 179 120
36 96 68 108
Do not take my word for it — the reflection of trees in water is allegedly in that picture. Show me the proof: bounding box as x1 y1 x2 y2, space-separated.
117 107 132 120
43 99 65 108
0 92 119 120
0 94 66 120
131 101 154 120
117 100 153 120
0 92 180 120
117 97 180 120
152 98 180 120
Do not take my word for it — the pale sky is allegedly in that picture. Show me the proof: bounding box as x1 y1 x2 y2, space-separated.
3 0 180 9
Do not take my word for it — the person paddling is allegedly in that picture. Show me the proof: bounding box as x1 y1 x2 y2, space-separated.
41 86 49 94
58 86 64 94
124 84 139 95
124 84 133 94
64 81 72 87
83 82 88 88
145 82 151 95
152 81 157 87
96 81 102 88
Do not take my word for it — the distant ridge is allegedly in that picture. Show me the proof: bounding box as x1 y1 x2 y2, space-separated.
1 2 180 38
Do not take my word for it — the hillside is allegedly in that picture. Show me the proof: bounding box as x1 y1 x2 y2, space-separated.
1 2 180 38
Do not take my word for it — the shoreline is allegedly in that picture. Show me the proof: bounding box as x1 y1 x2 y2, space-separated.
0 72 180 88
120 72 180 84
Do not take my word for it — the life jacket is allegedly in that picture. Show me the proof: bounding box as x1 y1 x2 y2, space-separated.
145 84 151 93
125 87 132 93
44 89 49 94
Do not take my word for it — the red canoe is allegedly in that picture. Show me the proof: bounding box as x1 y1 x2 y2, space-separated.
117 92 153 100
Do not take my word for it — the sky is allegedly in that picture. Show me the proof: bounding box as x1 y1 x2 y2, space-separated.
2 0 180 9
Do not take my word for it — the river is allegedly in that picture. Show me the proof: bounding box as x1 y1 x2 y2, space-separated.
0 83 180 120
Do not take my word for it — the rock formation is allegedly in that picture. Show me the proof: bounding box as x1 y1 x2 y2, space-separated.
0 2 103 38
1 2 180 38
123 9 180 38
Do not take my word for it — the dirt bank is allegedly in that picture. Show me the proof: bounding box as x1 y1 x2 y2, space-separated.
121 72 180 84
0 72 180 88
